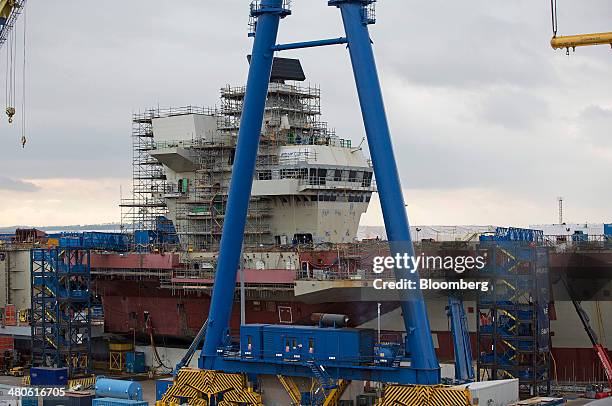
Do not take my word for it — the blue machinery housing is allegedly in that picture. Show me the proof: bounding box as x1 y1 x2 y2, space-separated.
199 0 440 384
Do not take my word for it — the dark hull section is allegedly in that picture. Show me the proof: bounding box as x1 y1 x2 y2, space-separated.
93 279 392 340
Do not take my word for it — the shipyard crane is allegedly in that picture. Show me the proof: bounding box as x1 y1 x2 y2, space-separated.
197 0 441 386
572 299 612 399
549 0 612 53
0 0 27 147
0 0 26 50
561 277 612 399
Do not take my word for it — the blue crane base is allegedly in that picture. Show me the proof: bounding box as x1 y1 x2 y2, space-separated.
199 356 440 385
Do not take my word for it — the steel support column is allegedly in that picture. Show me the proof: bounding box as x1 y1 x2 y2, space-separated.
332 0 440 378
201 0 285 360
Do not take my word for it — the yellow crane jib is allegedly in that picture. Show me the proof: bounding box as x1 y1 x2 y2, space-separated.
551 32 612 52
0 0 16 20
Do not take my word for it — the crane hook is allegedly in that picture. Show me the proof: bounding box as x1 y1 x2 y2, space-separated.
20 135 26 148
6 107 16 123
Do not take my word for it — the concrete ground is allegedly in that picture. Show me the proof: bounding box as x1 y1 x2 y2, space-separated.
140 378 159 405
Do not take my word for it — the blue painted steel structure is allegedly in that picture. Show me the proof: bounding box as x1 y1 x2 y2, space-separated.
271 37 347 52
31 246 92 377
200 0 440 384
202 0 290 360
477 228 551 396
57 232 129 252
332 0 438 376
448 296 475 383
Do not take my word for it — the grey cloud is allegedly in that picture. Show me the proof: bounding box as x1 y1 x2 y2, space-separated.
378 4 556 90
0 177 40 192
575 105 612 146
479 88 550 131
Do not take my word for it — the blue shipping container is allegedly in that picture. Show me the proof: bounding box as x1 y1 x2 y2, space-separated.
155 379 173 401
92 398 148 406
30 367 68 386
125 352 145 374
605 224 612 236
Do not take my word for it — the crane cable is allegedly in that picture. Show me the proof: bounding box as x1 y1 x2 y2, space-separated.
4 21 16 124
20 5 25 148
550 0 558 37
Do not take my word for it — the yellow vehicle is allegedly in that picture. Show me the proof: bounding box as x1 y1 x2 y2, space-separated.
8 366 24 377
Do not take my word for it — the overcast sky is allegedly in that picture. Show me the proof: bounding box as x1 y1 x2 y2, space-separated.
0 1 611 228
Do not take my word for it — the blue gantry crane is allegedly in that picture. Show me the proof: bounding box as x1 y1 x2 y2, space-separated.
194 0 440 386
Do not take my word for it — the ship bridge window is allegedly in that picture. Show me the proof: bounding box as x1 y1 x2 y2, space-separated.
348 170 357 182
362 171 373 187
317 169 327 185
309 168 317 181
320 194 337 202
334 170 342 181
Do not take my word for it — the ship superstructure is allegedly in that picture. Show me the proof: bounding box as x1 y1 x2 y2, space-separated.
121 58 374 253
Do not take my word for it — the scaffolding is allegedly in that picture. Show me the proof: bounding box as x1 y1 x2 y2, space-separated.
477 229 551 397
120 106 214 236
31 247 92 377
166 81 338 251
120 109 169 232
124 65 373 252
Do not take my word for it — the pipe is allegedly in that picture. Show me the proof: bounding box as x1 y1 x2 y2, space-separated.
551 32 612 50
272 37 348 52
201 0 284 361
333 0 440 382
311 313 350 327
95 377 143 401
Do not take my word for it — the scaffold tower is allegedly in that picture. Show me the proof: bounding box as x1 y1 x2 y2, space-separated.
31 247 92 377
477 228 551 397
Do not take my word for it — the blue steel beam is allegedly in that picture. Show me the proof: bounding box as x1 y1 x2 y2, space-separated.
331 0 440 380
201 357 439 385
201 0 284 361
448 296 475 382
272 37 348 52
